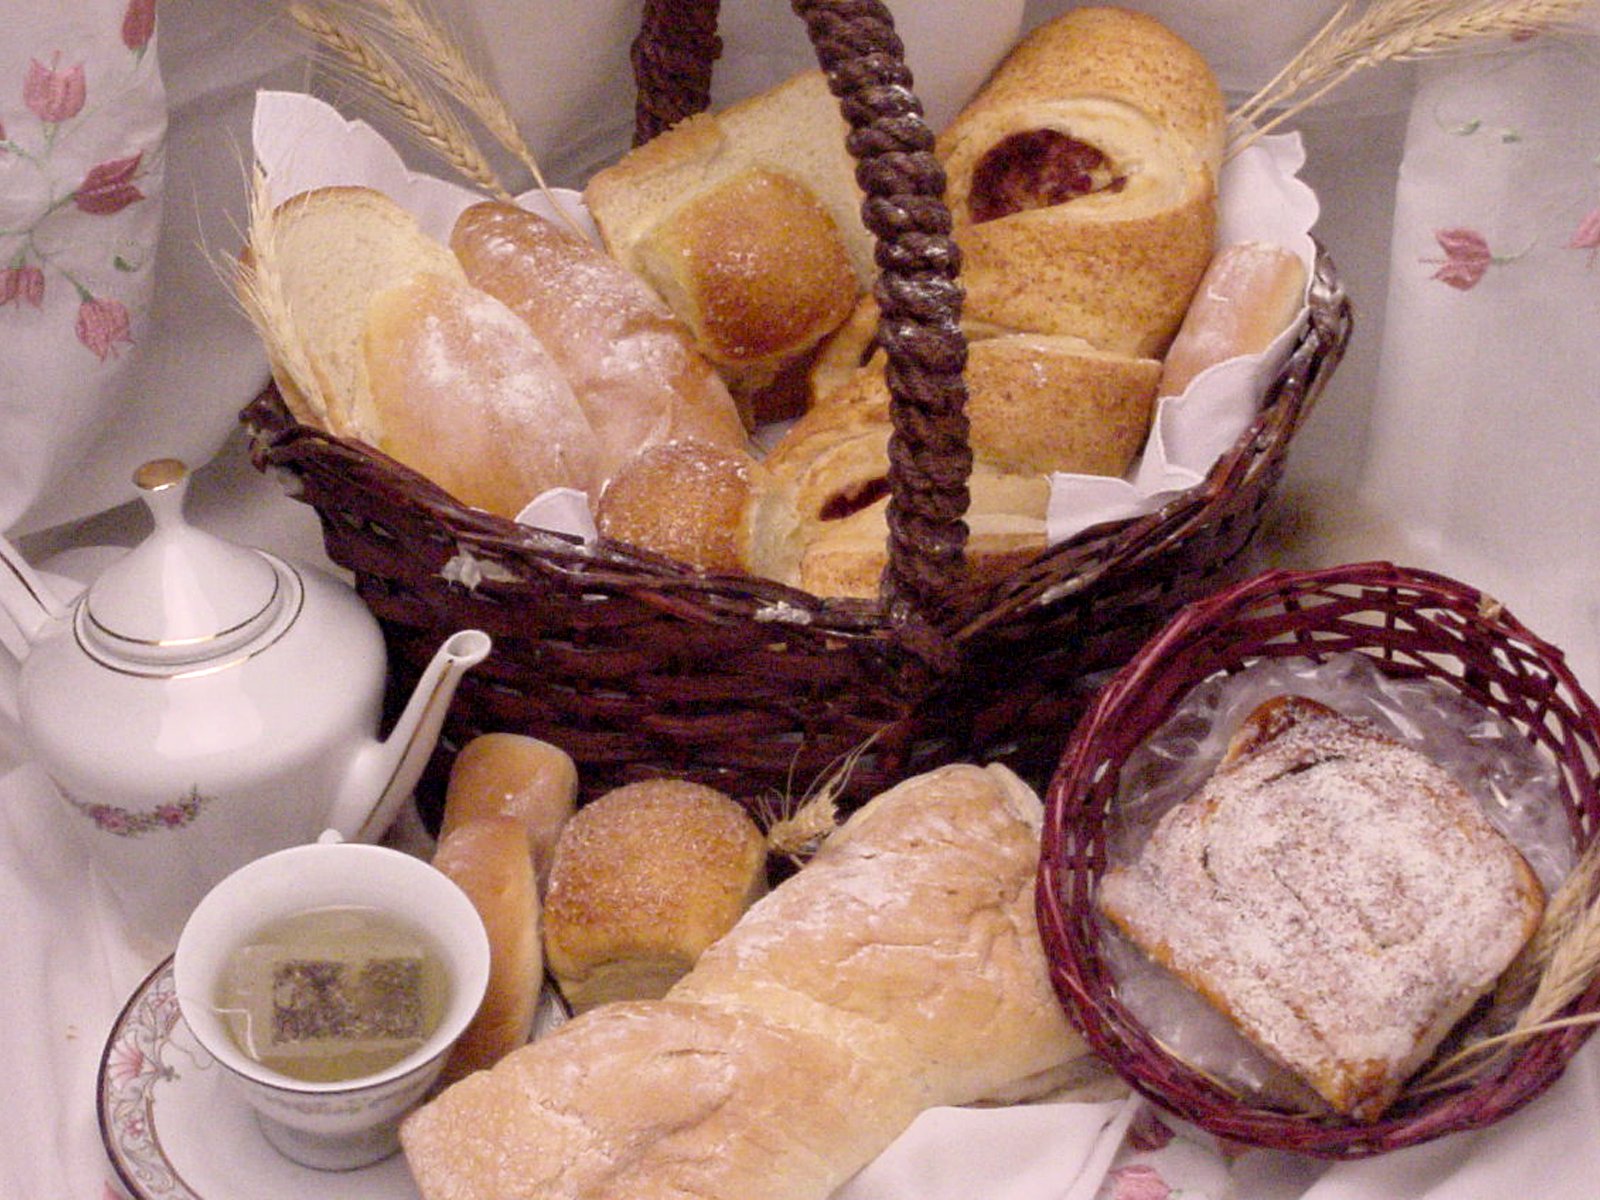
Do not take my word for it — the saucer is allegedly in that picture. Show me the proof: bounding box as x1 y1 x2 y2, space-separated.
98 956 419 1199
98 956 570 1199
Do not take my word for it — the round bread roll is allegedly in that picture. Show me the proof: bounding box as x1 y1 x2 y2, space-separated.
441 733 580 893
594 438 757 573
543 780 769 1013
430 816 543 1085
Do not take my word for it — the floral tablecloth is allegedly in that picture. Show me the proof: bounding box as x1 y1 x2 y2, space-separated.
4 3 1599 1199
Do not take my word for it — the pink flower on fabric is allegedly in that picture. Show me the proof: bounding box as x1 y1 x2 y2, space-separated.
24 54 86 123
74 153 145 215
1106 1163 1174 1200
1427 227 1496 290
1 265 45 308
122 0 157 52
76 296 133 360
1569 206 1600 264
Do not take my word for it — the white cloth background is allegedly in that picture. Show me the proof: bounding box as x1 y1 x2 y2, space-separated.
3 2 1600 1199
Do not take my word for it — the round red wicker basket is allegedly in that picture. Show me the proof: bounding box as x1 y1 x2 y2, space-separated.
244 0 1352 824
1038 561 1600 1157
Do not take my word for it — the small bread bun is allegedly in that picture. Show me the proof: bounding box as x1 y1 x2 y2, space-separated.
431 816 542 1085
441 734 580 892
1157 241 1308 397
595 439 757 573
450 201 750 488
543 780 769 1013
361 271 603 515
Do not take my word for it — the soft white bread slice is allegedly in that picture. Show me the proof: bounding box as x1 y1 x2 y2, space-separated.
1097 696 1546 1122
430 816 542 1087
584 71 872 424
242 185 467 437
451 201 750 489
401 763 1098 1200
937 7 1226 359
361 271 602 516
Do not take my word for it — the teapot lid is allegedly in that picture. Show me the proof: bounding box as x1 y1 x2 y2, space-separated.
79 460 294 670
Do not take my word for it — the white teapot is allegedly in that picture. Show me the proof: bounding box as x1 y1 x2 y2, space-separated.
0 459 490 950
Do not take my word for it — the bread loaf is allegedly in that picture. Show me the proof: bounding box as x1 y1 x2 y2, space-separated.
584 71 872 426
440 734 579 892
401 763 1097 1200
747 334 1156 597
1097 695 1546 1121
430 816 542 1086
1157 240 1308 397
450 201 751 488
937 6 1226 359
542 779 769 1013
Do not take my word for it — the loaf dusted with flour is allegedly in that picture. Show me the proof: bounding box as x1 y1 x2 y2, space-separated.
1098 695 1545 1121
400 763 1098 1199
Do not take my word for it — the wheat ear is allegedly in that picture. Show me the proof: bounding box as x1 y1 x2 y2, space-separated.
762 733 882 865
1229 0 1586 156
288 2 510 199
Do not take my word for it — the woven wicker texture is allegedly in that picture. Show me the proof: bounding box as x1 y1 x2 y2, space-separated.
242 0 1352 824
1038 561 1600 1157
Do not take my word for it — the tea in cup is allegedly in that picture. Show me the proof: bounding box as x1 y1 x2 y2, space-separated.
173 832 489 1170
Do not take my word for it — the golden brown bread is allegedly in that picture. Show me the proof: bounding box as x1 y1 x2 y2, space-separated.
1157 240 1308 397
748 334 1157 597
584 71 873 427
1097 695 1546 1122
542 779 769 1013
361 271 603 516
440 734 579 893
449 201 751 488
594 438 758 573
401 763 1099 1200
937 6 1226 359
429 816 542 1087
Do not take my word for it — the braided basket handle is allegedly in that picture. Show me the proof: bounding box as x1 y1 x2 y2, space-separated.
630 0 973 636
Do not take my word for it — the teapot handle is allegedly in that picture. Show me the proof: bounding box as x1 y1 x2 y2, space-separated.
0 535 71 663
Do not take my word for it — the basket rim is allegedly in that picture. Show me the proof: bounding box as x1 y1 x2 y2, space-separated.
1036 560 1600 1158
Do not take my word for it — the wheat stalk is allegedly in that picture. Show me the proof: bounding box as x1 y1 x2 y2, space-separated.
761 733 882 865
233 165 334 428
288 1 510 199
362 0 556 196
1229 0 1586 156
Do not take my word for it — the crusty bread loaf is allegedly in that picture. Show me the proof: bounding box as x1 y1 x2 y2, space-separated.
595 438 758 573
542 779 769 1013
240 184 467 437
937 6 1226 359
401 763 1097 1200
1157 240 1308 397
584 71 872 426
440 734 579 892
450 201 751 488
361 271 603 516
1097 695 1546 1122
430 816 543 1086
747 334 1157 597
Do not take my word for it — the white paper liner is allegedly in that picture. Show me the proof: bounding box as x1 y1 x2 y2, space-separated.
250 91 1320 548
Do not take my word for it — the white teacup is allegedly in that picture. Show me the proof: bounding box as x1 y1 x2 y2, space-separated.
173 832 489 1171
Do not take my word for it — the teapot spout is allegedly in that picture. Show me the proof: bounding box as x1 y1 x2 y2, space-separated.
330 628 492 843
0 534 71 660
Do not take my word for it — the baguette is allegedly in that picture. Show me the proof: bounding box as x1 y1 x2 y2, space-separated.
401 763 1097 1199
450 201 751 489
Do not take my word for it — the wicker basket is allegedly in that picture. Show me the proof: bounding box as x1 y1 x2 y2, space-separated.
242 0 1352 823
1037 561 1600 1158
